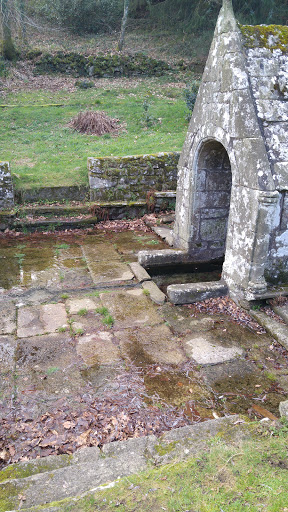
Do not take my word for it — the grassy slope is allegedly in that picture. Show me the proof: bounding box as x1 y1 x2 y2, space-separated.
0 81 188 190
0 19 210 190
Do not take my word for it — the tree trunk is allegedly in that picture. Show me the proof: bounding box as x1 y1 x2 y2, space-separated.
16 0 27 43
118 0 129 52
1 0 17 60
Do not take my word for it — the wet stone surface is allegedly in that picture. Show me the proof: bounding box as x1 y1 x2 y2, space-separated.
0 229 288 465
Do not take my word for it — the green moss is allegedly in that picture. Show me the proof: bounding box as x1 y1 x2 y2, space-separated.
0 454 72 483
154 440 177 456
240 24 288 53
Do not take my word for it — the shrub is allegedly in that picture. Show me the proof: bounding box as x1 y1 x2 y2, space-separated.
183 81 199 120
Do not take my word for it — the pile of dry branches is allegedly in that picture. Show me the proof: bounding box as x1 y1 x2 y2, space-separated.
69 110 120 135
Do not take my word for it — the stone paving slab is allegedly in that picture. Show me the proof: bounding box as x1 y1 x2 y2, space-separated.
66 297 100 314
17 304 68 337
0 301 16 334
100 289 163 328
21 267 61 289
117 324 186 365
0 335 16 371
87 260 134 285
76 332 121 365
58 268 95 289
69 315 103 336
14 289 55 307
15 333 78 370
15 333 85 414
57 245 83 260
201 359 262 389
82 242 120 262
184 335 244 365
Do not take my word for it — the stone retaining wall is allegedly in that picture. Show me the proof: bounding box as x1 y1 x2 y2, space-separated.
0 161 14 210
88 152 179 202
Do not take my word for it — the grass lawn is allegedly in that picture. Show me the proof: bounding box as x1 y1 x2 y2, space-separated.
0 77 189 190
59 426 288 512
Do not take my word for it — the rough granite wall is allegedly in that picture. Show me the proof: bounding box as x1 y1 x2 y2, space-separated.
0 162 14 210
240 25 288 283
88 153 179 202
172 0 288 300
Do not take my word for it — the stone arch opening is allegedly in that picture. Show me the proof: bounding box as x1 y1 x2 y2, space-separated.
193 140 232 260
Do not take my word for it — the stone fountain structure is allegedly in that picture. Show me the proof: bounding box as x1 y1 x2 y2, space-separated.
139 0 288 304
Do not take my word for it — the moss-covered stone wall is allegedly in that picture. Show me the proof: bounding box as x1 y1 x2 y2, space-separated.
88 152 179 201
239 24 288 53
27 51 170 78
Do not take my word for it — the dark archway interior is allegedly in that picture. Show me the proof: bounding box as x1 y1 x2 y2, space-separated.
193 140 232 260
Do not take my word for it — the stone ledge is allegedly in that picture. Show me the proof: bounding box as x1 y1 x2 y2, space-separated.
0 416 251 511
250 310 288 350
167 281 228 305
141 280 166 305
138 249 190 267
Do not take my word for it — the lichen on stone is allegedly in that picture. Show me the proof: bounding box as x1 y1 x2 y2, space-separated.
239 24 288 53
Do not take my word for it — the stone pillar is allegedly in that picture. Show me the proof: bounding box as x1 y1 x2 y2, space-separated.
247 190 279 296
0 162 14 210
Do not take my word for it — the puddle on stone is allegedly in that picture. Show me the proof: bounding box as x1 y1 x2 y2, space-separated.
147 261 223 293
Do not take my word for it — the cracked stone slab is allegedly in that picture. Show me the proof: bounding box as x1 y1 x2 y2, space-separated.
0 300 16 334
100 290 163 328
76 331 121 365
17 303 68 337
184 335 243 365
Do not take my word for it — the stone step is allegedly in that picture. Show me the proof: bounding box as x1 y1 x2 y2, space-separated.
250 310 288 350
0 416 250 511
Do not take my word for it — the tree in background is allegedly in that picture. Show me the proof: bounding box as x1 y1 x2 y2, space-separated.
146 0 288 33
118 0 129 51
0 0 18 59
